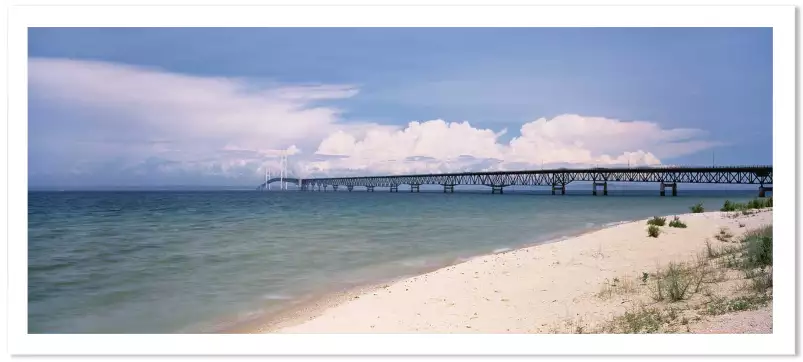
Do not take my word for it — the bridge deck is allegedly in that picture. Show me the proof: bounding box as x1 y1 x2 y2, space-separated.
258 166 773 195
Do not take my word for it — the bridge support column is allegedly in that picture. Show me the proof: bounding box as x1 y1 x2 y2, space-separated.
491 185 505 194
592 182 607 196
332 185 338 192
366 186 375 192
390 185 398 192
758 185 772 197
443 184 455 193
323 185 328 192
552 184 565 195
410 184 420 193
660 182 677 197
347 185 353 192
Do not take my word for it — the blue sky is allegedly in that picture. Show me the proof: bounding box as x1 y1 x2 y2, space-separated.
28 28 772 188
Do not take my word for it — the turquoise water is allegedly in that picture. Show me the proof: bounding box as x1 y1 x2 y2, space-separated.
28 189 762 333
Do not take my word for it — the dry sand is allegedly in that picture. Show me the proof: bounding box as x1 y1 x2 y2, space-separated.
271 210 772 333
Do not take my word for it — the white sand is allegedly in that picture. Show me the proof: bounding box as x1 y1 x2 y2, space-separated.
274 210 772 333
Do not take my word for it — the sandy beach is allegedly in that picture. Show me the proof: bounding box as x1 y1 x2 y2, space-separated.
269 209 773 333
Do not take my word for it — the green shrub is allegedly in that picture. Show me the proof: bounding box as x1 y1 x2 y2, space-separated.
668 216 687 228
721 200 740 212
647 225 661 238
689 203 704 213
741 225 772 268
647 216 666 226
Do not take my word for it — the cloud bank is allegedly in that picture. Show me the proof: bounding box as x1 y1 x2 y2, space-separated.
28 58 717 186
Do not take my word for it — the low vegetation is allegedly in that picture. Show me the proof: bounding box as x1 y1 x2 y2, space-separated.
647 225 661 238
668 216 687 228
603 305 673 333
587 224 774 334
720 197 773 212
703 294 771 316
596 277 638 299
741 225 773 268
714 227 734 242
648 261 707 302
689 203 705 213
647 216 667 226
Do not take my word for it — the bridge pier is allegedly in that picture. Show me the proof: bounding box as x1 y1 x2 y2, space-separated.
323 185 328 192
443 184 455 193
491 185 505 194
347 185 353 192
390 185 398 192
592 182 608 196
552 184 565 195
758 185 772 197
660 182 677 197
410 184 420 193
332 185 339 192
366 186 375 192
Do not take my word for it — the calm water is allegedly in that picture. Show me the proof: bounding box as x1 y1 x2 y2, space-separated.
28 188 763 333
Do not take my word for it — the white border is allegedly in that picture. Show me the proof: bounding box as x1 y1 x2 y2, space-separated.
7 4 795 356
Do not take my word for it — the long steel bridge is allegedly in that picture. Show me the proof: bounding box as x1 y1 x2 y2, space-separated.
257 165 773 197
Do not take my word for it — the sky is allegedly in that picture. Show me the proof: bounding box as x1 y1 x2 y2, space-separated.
28 28 773 188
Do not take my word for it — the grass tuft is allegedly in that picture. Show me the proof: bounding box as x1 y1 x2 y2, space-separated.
596 277 638 299
689 202 705 213
714 227 734 242
647 225 661 238
649 261 707 302
668 216 687 228
741 225 772 269
647 216 667 226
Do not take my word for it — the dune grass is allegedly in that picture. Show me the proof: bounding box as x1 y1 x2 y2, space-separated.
647 216 667 226
668 216 687 228
689 203 705 213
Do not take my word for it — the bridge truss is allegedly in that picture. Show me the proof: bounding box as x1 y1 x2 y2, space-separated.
289 166 772 196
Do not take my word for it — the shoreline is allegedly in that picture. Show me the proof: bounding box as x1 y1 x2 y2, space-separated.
237 221 622 333
267 209 772 333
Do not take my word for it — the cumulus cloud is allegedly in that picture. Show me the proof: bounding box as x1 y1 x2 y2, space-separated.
28 58 718 185
307 115 716 176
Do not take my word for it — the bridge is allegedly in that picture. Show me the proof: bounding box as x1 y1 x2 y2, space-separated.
261 165 773 197
257 177 301 190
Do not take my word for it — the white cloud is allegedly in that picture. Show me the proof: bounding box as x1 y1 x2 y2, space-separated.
28 58 718 185
306 114 715 176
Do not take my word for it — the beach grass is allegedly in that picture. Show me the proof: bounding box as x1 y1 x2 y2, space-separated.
647 225 661 238
647 216 667 226
668 216 687 228
689 203 705 213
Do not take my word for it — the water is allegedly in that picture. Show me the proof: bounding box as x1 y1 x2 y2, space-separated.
28 189 763 333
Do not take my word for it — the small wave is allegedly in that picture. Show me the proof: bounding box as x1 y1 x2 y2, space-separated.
603 220 631 228
237 308 266 320
585 222 595 228
493 247 512 254
399 259 428 267
262 294 293 300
